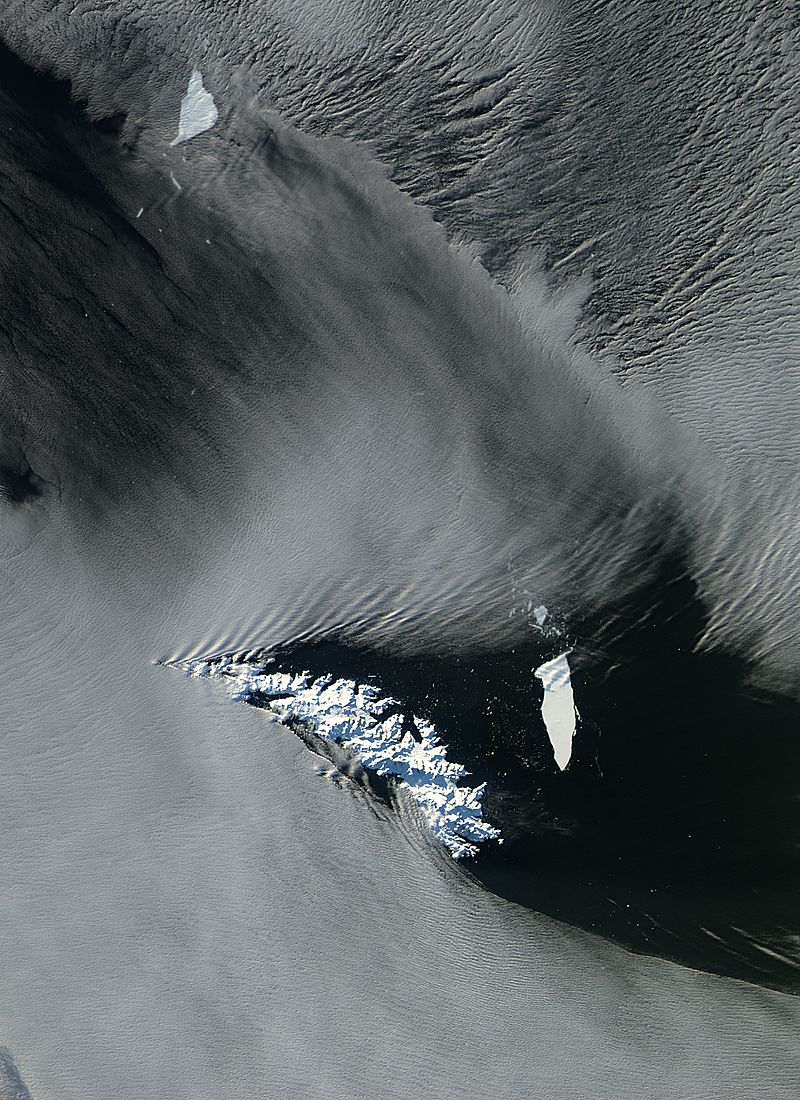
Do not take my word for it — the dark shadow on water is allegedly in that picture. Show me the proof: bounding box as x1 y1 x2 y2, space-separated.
0 458 45 505
0 1046 34 1099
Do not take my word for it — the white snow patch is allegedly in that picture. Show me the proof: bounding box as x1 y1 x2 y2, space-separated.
170 70 218 146
534 652 576 771
184 656 501 860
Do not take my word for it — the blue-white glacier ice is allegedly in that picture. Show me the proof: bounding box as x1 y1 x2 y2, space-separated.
181 656 501 859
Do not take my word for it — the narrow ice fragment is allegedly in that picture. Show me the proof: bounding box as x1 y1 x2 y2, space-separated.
533 605 548 625
170 70 218 146
534 652 577 771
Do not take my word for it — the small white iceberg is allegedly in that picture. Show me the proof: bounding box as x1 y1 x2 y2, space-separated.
170 70 218 146
183 656 501 860
534 652 577 771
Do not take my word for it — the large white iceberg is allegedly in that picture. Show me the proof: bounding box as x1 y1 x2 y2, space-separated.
181 655 501 859
534 651 577 771
170 70 218 146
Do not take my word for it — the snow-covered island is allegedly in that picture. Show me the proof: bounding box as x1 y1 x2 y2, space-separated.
180 655 501 860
